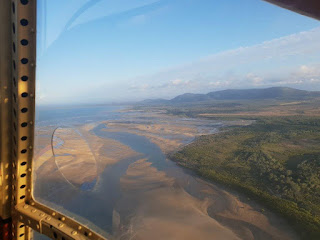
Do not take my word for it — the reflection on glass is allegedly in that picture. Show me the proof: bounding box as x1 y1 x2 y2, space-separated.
33 232 51 240
34 0 320 239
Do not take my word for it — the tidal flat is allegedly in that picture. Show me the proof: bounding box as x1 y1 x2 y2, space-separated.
33 109 298 240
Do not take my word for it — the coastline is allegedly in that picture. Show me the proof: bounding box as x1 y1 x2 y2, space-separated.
34 112 301 239
171 118 320 240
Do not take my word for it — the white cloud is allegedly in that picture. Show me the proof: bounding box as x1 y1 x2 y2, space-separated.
126 27 320 99
41 27 320 103
166 79 192 88
246 73 264 86
310 78 320 83
296 65 320 78
171 79 183 85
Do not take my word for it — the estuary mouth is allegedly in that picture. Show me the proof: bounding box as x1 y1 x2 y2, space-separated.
34 108 299 240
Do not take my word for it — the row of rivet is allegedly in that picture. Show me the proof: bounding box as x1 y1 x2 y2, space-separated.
11 1 32 239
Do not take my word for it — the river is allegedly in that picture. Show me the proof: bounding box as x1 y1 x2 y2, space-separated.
33 105 298 240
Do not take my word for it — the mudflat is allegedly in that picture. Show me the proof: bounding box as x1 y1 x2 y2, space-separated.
34 111 299 239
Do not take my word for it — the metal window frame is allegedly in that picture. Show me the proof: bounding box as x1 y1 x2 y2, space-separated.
1 1 106 240
264 0 320 21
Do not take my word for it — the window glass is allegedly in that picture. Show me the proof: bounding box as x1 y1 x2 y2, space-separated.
34 0 320 239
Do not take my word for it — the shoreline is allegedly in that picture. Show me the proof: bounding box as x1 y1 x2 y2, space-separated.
34 113 301 239
99 121 299 239
170 156 299 236
170 117 320 240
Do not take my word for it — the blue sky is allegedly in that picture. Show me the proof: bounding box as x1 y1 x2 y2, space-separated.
36 0 320 104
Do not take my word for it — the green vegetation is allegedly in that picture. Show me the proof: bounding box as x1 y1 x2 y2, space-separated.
172 117 320 239
137 89 320 238
135 98 320 119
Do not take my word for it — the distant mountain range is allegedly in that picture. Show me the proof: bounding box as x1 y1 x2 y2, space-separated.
139 87 320 105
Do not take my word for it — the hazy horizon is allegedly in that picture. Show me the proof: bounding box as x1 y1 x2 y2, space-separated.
37 0 320 105
35 85 320 107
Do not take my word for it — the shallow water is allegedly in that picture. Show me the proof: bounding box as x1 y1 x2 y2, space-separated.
33 106 297 240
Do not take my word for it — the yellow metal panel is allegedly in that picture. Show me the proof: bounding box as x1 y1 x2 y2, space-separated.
10 1 37 239
21 202 107 240
0 0 13 221
11 0 37 207
8 1 107 239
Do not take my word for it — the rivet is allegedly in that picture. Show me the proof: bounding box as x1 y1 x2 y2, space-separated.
5 163 9 168
28 168 32 172
37 224 40 229
28 220 31 225
61 217 65 221
31 209 36 213
30 28 35 33
29 146 33 149
45 216 51 221
29 121 33 125
71 231 77 235
28 189 31 192
23 205 28 209
58 223 64 228
30 62 35 67
78 226 82 230
31 201 35 206
39 213 45 217
19 216 23 220
88 232 92 236
52 212 56 216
